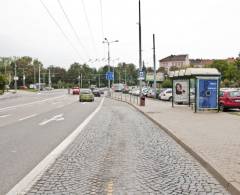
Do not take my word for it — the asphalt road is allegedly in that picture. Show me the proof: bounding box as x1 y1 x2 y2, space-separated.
0 90 102 194
27 98 229 195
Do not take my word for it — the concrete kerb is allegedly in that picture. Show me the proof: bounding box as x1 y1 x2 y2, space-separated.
109 95 238 195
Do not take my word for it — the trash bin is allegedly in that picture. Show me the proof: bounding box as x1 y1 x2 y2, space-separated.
140 95 145 106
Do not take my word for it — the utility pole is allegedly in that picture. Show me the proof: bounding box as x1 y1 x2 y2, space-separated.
99 74 101 88
33 63 36 85
153 33 157 98
125 66 127 85
102 38 119 90
14 62 17 93
138 0 143 97
81 73 83 88
48 68 51 88
38 63 41 93
23 68 25 86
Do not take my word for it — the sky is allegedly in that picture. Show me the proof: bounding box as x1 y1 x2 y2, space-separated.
0 0 240 69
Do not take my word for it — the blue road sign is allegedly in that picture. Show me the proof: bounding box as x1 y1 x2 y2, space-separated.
106 71 114 81
138 71 145 80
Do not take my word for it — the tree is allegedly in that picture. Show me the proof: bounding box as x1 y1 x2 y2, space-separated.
169 66 179 71
0 75 6 94
161 79 172 88
157 66 166 73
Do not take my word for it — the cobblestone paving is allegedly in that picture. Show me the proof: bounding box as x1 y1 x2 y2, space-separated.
27 99 229 195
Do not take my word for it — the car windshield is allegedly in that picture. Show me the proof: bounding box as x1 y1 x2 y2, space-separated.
229 91 240 97
81 89 91 94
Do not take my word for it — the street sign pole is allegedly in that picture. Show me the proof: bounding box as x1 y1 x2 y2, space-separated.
139 0 143 98
38 64 41 93
14 63 17 93
153 34 157 98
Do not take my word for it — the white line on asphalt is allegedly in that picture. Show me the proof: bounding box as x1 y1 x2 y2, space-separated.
0 95 66 112
7 97 105 195
0 107 16 113
18 114 38 121
0 114 11 118
39 114 64 126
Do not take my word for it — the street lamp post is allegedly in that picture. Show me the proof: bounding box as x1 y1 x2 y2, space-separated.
14 62 17 93
38 63 41 93
102 38 119 90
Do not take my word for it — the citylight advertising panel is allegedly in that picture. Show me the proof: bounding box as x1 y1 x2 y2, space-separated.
197 77 218 109
173 80 189 103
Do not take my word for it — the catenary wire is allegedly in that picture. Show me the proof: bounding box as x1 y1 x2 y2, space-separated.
80 0 98 56
39 0 83 61
57 0 89 59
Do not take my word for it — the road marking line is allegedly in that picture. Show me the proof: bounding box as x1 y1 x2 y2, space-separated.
0 107 16 112
0 114 11 118
18 114 37 121
0 95 66 112
39 114 64 126
7 97 104 195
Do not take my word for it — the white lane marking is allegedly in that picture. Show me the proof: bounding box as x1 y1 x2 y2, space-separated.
0 114 11 118
39 114 64 126
0 107 16 113
0 95 66 112
18 114 37 121
7 97 105 195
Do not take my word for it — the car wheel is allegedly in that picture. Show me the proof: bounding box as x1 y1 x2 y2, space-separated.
169 97 172 101
220 104 226 112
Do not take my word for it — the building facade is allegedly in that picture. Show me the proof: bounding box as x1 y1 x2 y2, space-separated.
159 55 190 72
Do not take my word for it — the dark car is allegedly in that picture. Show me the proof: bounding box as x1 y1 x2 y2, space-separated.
92 89 101 97
219 90 240 111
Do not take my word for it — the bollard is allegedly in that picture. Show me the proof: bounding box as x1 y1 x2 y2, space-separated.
140 95 145 106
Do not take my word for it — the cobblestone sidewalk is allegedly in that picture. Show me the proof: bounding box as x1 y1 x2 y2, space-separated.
27 98 228 195
112 93 240 195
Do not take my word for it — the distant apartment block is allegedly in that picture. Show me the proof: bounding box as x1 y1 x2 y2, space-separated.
159 55 190 72
159 54 238 71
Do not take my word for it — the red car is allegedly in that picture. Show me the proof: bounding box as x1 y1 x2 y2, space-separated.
72 87 80 95
219 90 240 111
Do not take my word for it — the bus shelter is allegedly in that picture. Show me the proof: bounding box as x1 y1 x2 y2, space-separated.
169 68 221 112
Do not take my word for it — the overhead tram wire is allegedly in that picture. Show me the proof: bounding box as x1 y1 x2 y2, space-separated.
81 0 98 56
39 0 83 61
57 0 89 59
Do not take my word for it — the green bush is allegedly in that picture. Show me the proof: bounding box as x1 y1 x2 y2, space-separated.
161 79 172 88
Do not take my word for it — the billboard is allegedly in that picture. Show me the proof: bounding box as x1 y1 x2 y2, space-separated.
197 78 218 109
173 80 189 103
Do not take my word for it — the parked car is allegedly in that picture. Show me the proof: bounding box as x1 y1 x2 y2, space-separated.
122 85 129 94
79 89 94 102
112 83 125 92
219 90 240 111
19 85 28 90
159 88 172 101
92 88 101 97
132 88 140 96
72 87 80 95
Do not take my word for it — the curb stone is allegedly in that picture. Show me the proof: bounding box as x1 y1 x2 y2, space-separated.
109 96 238 195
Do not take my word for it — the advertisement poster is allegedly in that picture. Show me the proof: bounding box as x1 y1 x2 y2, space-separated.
173 80 189 103
197 78 218 109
